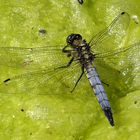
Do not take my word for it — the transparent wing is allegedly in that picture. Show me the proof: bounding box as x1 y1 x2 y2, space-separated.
89 12 130 54
94 42 140 98
0 60 85 95
95 42 140 70
0 45 69 71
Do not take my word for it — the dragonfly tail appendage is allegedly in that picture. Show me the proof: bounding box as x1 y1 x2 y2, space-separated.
86 66 114 126
103 107 114 126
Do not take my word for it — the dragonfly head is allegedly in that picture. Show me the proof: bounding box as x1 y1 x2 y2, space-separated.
66 34 82 47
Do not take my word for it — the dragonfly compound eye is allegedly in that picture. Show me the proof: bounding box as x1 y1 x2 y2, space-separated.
66 34 82 45
75 34 82 40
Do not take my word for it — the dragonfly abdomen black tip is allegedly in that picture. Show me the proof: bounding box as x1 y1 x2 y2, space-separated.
4 78 11 83
103 107 114 126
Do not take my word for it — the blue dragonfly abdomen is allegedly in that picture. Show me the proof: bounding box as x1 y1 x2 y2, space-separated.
86 65 114 126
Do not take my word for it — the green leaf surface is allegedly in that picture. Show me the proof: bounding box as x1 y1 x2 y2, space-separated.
0 0 140 140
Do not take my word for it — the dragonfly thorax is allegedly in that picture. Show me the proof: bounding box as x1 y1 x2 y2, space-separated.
65 34 95 66
80 48 94 66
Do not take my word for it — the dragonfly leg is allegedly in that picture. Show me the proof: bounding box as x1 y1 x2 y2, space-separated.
101 80 109 87
71 66 84 93
62 45 71 53
55 57 74 69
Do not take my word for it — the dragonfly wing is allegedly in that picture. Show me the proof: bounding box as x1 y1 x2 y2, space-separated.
0 60 85 95
89 12 130 54
0 46 69 71
94 42 140 97
95 42 140 71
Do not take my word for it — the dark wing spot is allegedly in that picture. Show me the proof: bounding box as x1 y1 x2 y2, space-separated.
4 78 11 83
121 11 125 15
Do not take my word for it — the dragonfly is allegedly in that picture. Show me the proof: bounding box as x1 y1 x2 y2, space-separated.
0 12 139 126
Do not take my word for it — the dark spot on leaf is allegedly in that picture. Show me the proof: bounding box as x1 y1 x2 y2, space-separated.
39 29 46 34
21 109 24 112
30 132 32 135
134 101 137 104
78 0 83 4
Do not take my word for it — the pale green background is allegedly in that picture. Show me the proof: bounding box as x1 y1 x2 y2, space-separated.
0 0 140 140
